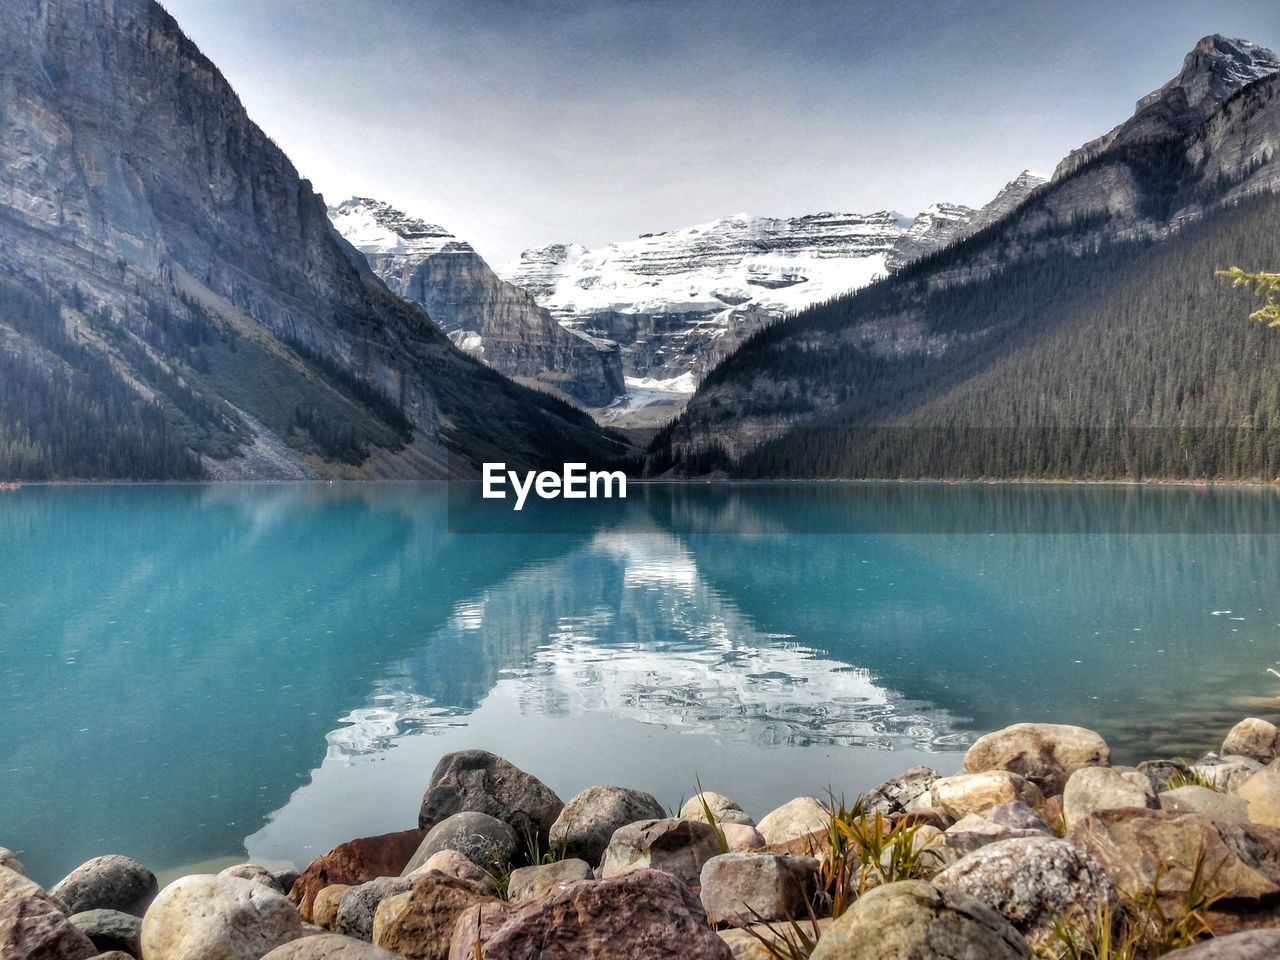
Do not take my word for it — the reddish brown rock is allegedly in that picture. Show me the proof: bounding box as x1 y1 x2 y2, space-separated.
0 896 98 960
451 868 733 959
290 828 428 922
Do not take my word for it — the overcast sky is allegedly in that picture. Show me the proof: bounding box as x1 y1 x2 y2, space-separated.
161 0 1280 267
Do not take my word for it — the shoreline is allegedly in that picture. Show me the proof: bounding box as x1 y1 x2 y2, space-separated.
12 716 1280 958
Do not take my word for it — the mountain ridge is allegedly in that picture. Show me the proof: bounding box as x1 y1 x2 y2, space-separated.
499 171 1045 422
0 0 629 480
329 197 625 407
652 35 1280 481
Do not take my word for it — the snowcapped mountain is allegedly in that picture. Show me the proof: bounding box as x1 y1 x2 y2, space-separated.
501 173 1044 422
329 198 624 407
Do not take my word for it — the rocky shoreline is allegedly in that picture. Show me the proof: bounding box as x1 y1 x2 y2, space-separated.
9 718 1280 958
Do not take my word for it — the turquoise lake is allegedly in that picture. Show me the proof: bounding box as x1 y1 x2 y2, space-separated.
3 482 1280 885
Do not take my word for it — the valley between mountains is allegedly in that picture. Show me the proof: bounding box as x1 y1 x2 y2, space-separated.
0 1 1278 483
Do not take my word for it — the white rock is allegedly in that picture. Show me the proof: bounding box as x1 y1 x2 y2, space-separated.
755 798 829 846
140 874 303 960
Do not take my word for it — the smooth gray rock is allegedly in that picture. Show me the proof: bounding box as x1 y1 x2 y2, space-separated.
405 812 520 874
600 819 722 887
548 785 667 866
51 855 158 917
809 880 1031 959
335 877 416 943
698 853 819 925
69 907 142 955
1164 929 1280 957
418 750 563 846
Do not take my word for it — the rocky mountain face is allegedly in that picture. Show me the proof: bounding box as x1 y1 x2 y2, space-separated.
329 198 624 407
501 174 1044 415
0 0 627 479
1055 35 1280 180
655 36 1280 480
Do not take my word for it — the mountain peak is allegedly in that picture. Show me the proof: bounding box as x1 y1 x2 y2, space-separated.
1140 34 1280 115
1055 35 1280 180
328 197 465 258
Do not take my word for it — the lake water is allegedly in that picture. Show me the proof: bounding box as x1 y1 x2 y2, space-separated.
3 482 1280 885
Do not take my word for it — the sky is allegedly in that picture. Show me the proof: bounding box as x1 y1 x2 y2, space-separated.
160 0 1280 267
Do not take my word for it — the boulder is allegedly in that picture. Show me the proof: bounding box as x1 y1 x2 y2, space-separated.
51 855 157 917
139 873 303 960
0 865 70 915
1069 809 1280 911
680 791 755 826
290 828 427 922
334 877 416 942
0 849 26 877
1237 767 1280 827
1222 719 1280 763
933 836 1117 949
1163 929 1280 957
451 868 732 959
372 873 501 960
221 863 286 893
963 723 1110 794
931 771 1044 821
698 853 819 925
506 859 593 904
97 953 137 960
1192 756 1266 793
312 884 351 931
262 932 403 958
68 907 142 954
755 797 829 846
403 812 519 873
722 824 766 851
599 818 721 886
1160 786 1249 824
547 785 666 866
405 850 495 893
1062 766 1158 829
808 879 1031 959
418 750 563 845
0 896 98 960
865 766 940 816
